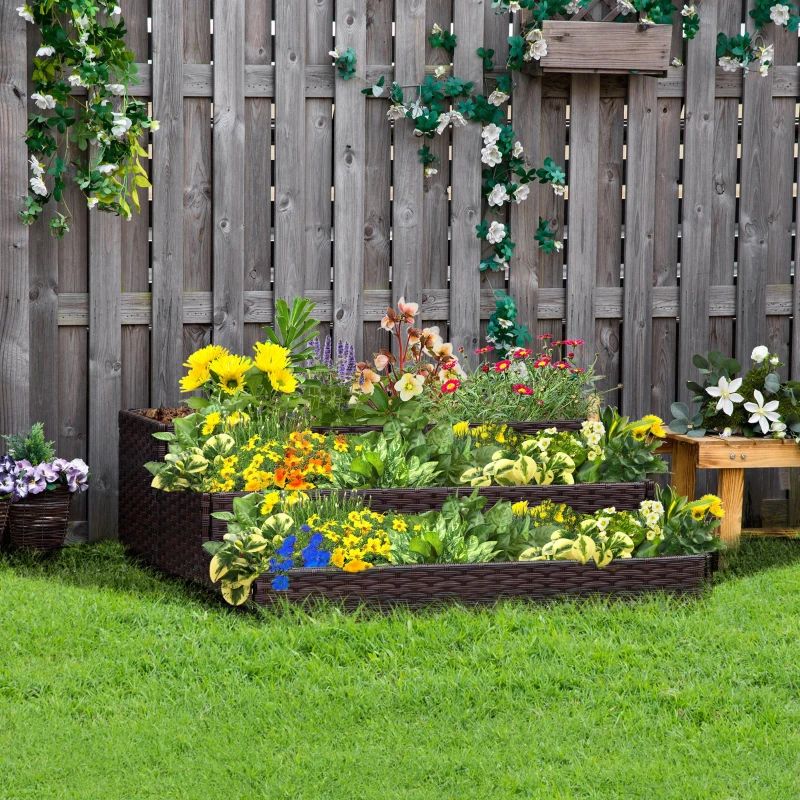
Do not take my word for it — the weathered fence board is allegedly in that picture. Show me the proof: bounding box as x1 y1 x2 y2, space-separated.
3 1 800 537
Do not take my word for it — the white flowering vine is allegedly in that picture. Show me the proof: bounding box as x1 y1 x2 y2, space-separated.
18 1 157 236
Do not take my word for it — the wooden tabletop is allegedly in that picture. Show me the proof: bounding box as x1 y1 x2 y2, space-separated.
664 430 800 469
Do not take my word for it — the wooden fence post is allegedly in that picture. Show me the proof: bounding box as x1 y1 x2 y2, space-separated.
0 7 30 441
333 0 367 353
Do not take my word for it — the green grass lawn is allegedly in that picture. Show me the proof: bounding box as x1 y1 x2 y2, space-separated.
2 540 800 800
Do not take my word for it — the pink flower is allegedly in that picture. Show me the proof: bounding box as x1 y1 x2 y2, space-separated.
397 297 419 322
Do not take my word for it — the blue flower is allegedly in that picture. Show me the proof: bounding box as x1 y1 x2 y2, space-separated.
271 575 290 591
301 540 331 569
300 524 311 533
276 535 296 558
308 533 324 548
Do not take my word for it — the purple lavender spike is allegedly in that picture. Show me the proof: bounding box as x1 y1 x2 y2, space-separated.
322 335 333 368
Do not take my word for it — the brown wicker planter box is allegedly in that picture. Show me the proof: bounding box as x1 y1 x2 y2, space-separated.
147 481 654 586
0 497 9 545
118 408 584 561
7 486 72 552
251 554 715 609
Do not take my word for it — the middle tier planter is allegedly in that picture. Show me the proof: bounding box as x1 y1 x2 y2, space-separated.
118 408 584 564
149 481 655 586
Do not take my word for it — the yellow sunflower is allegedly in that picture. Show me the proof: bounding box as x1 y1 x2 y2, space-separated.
209 354 252 395
254 341 291 374
185 344 229 371
269 368 298 394
180 366 209 393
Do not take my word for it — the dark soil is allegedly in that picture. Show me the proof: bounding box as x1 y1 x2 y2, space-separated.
136 406 191 423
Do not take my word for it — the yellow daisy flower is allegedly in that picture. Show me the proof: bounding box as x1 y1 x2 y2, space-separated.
185 344 229 371
180 366 209 393
253 341 291 374
269 368 298 394
210 354 252 395
201 411 221 435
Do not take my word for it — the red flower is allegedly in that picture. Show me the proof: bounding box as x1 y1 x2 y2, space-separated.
558 338 584 347
537 333 553 341
532 356 551 368
493 359 512 372
512 383 533 396
475 345 495 354
553 360 568 370
512 348 533 359
441 360 457 370
441 378 461 394
480 364 490 373
567 351 575 359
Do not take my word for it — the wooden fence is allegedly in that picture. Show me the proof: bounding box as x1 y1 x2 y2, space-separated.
1 0 799 539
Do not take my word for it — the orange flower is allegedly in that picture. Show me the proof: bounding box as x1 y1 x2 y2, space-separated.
286 471 312 490
273 467 288 487
343 558 372 573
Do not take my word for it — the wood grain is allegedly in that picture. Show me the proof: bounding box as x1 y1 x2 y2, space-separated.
333 0 367 352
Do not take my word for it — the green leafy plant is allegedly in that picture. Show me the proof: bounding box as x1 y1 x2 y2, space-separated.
4 422 56 465
19 1 157 236
331 47 357 80
429 22 457 54
263 297 320 365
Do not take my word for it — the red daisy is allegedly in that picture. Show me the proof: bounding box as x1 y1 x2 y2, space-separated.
532 356 551 368
537 333 553 341
480 364 490 373
512 348 533 359
512 383 533 396
441 378 461 394
475 345 495 355
493 359 512 372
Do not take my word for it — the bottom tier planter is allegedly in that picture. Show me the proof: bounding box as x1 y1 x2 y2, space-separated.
6 487 72 552
251 555 716 609
0 497 9 545
147 482 655 586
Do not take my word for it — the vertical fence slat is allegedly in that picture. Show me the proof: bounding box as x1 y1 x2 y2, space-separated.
362 0 393 358
305 0 334 332
736 0 771 363
566 75 600 362
88 215 122 539
392 0 426 311
423 0 453 337
650 95 681 419
622 76 657 418
182 0 213 362
0 7 30 439
244 0 273 352
213 0 246 352
509 67 541 336
151 0 184 405
677 0 716 404
121 0 151 411
450 0 483 364
274 0 307 301
594 94 623 406
333 0 367 351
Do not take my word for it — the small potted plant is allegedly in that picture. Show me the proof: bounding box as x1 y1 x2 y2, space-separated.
2 423 89 551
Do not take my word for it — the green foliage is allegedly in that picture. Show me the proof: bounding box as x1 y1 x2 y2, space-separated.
332 47 357 80
20 0 157 236
429 24 457 54
3 422 55 465
534 218 560 254
417 144 438 167
486 291 530 355
476 47 495 70
263 297 319 364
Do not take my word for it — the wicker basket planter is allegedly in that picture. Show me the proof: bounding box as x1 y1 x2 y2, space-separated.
0 497 9 544
251 554 715 609
6 486 72 552
118 408 584 561
146 481 654 586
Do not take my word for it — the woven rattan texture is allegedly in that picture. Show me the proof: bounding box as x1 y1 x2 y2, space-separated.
7 486 72 551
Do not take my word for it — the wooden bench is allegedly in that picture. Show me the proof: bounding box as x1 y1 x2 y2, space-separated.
665 432 800 546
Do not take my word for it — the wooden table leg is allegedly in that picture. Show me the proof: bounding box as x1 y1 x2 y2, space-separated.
717 468 744 548
671 441 697 500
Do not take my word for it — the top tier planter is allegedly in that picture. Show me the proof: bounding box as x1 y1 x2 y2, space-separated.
531 20 674 75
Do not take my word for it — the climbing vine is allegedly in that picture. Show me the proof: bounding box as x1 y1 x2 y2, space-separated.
18 1 157 237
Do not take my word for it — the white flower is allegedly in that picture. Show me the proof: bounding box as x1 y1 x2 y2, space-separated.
481 144 503 167
97 163 117 175
17 5 34 23
29 176 48 196
720 427 733 439
328 49 339 60
29 156 45 177
526 37 548 61
87 196 99 209
553 241 564 252
744 390 781 435
106 83 125 95
552 183 566 196
434 65 448 79
430 22 443 36
565 0 582 12
111 113 132 138
149 119 160 131
512 141 524 158
110 5 122 17
449 111 467 128
31 93 56 110
771 420 787 435
751 345 769 364
617 0 636 15
770 3 790 26
488 89 510 107
639 15 655 28
75 14 90 29
409 98 424 119
487 221 507 244
513 183 530 203
487 184 509 207
424 166 438 178
672 58 684 67
394 372 425 402
759 62 770 77
507 0 522 11
758 44 774 65
481 123 502 145
36 46 55 57
706 376 744 416
435 112 451 135
493 255 508 270
386 104 407 121
769 355 780 366
68 73 84 87
718 56 741 72
681 4 697 17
